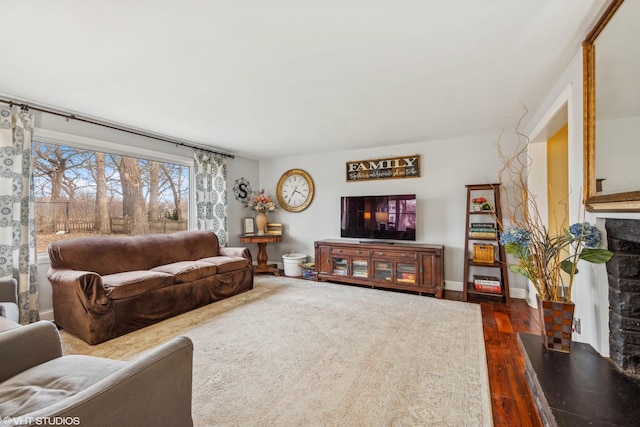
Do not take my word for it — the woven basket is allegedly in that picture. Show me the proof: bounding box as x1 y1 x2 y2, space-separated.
472 243 495 264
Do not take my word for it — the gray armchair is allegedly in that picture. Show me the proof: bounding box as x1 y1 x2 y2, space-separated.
0 321 194 426
0 278 19 323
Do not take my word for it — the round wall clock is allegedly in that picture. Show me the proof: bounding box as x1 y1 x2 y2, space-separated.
276 169 315 212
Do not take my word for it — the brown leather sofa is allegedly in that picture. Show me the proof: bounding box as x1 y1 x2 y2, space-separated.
47 230 253 344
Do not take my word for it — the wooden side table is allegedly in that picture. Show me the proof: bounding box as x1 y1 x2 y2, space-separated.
240 234 282 275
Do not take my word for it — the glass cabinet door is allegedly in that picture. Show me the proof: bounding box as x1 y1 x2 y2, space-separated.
396 263 417 285
332 257 348 276
373 260 393 281
352 259 369 278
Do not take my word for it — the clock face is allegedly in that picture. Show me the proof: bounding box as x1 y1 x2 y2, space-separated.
277 169 314 212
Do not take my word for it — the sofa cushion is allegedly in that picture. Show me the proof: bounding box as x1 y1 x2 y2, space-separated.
0 355 126 416
0 302 19 323
151 261 218 284
200 256 250 274
48 230 221 276
102 271 174 300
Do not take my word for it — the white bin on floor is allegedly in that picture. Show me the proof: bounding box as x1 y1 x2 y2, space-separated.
282 253 307 277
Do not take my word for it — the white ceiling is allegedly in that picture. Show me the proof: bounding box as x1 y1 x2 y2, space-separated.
1 0 606 159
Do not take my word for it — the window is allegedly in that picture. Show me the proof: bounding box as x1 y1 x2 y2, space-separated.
33 141 190 253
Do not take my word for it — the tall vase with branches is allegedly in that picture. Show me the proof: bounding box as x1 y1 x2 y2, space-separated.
495 106 613 304
495 107 613 352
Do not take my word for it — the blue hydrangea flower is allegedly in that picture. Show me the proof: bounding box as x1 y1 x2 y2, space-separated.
569 222 601 248
500 227 531 247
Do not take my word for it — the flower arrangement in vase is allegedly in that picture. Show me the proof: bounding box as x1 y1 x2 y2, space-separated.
499 222 612 302
471 196 491 211
244 189 277 234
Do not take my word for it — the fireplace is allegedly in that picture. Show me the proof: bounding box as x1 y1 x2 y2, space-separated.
605 218 640 375
517 218 640 425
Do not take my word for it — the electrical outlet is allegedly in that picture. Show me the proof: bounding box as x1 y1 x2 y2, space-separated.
574 318 581 334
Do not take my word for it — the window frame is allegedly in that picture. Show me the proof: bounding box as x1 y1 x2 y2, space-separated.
33 128 196 256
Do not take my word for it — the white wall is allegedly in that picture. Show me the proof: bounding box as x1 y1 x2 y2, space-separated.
248 132 527 295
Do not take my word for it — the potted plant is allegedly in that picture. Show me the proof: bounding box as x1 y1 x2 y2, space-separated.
472 196 487 211
496 109 613 352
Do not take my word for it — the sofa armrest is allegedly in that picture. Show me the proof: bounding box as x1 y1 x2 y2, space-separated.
0 277 17 304
25 337 194 427
0 321 62 383
47 268 111 314
219 246 253 263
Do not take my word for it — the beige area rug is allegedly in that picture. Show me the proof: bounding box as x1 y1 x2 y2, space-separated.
60 276 493 426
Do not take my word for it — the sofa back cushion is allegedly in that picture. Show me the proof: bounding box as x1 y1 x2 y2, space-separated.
48 230 220 276
0 355 126 416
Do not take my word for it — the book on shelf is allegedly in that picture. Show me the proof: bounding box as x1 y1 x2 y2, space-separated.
398 272 415 281
470 223 497 236
473 275 501 292
474 283 501 292
333 266 348 275
469 222 498 238
474 275 500 285
470 231 497 238
470 222 495 229
266 222 283 235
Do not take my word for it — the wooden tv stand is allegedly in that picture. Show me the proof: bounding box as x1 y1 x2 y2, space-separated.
314 239 445 298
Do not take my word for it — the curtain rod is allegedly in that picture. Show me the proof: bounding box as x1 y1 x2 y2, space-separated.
0 97 235 159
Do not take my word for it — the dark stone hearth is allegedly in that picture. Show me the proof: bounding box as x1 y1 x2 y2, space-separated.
607 254 640 278
610 311 640 334
611 352 640 375
606 219 640 244
609 325 640 373
608 274 640 293
520 333 640 426
609 289 640 318
606 218 640 374
607 238 640 254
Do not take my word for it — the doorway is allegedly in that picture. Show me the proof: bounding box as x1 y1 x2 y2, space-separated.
527 98 570 306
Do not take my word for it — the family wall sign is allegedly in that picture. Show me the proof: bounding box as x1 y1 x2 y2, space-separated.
345 154 420 182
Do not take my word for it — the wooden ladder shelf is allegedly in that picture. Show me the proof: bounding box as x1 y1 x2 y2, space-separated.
463 183 510 305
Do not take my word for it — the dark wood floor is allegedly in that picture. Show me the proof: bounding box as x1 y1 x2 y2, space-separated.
445 291 544 427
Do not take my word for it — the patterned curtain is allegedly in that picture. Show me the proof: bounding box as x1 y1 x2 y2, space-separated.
194 150 228 246
0 107 39 323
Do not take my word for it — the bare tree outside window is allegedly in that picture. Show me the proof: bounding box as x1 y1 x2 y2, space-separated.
33 141 190 252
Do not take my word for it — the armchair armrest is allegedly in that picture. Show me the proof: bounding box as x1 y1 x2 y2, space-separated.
47 269 111 314
219 246 253 263
0 321 62 383
0 277 17 304
25 337 194 427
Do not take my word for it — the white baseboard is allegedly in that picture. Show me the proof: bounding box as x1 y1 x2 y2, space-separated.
39 309 55 322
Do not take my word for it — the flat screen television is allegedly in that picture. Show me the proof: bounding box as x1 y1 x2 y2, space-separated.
340 194 416 241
